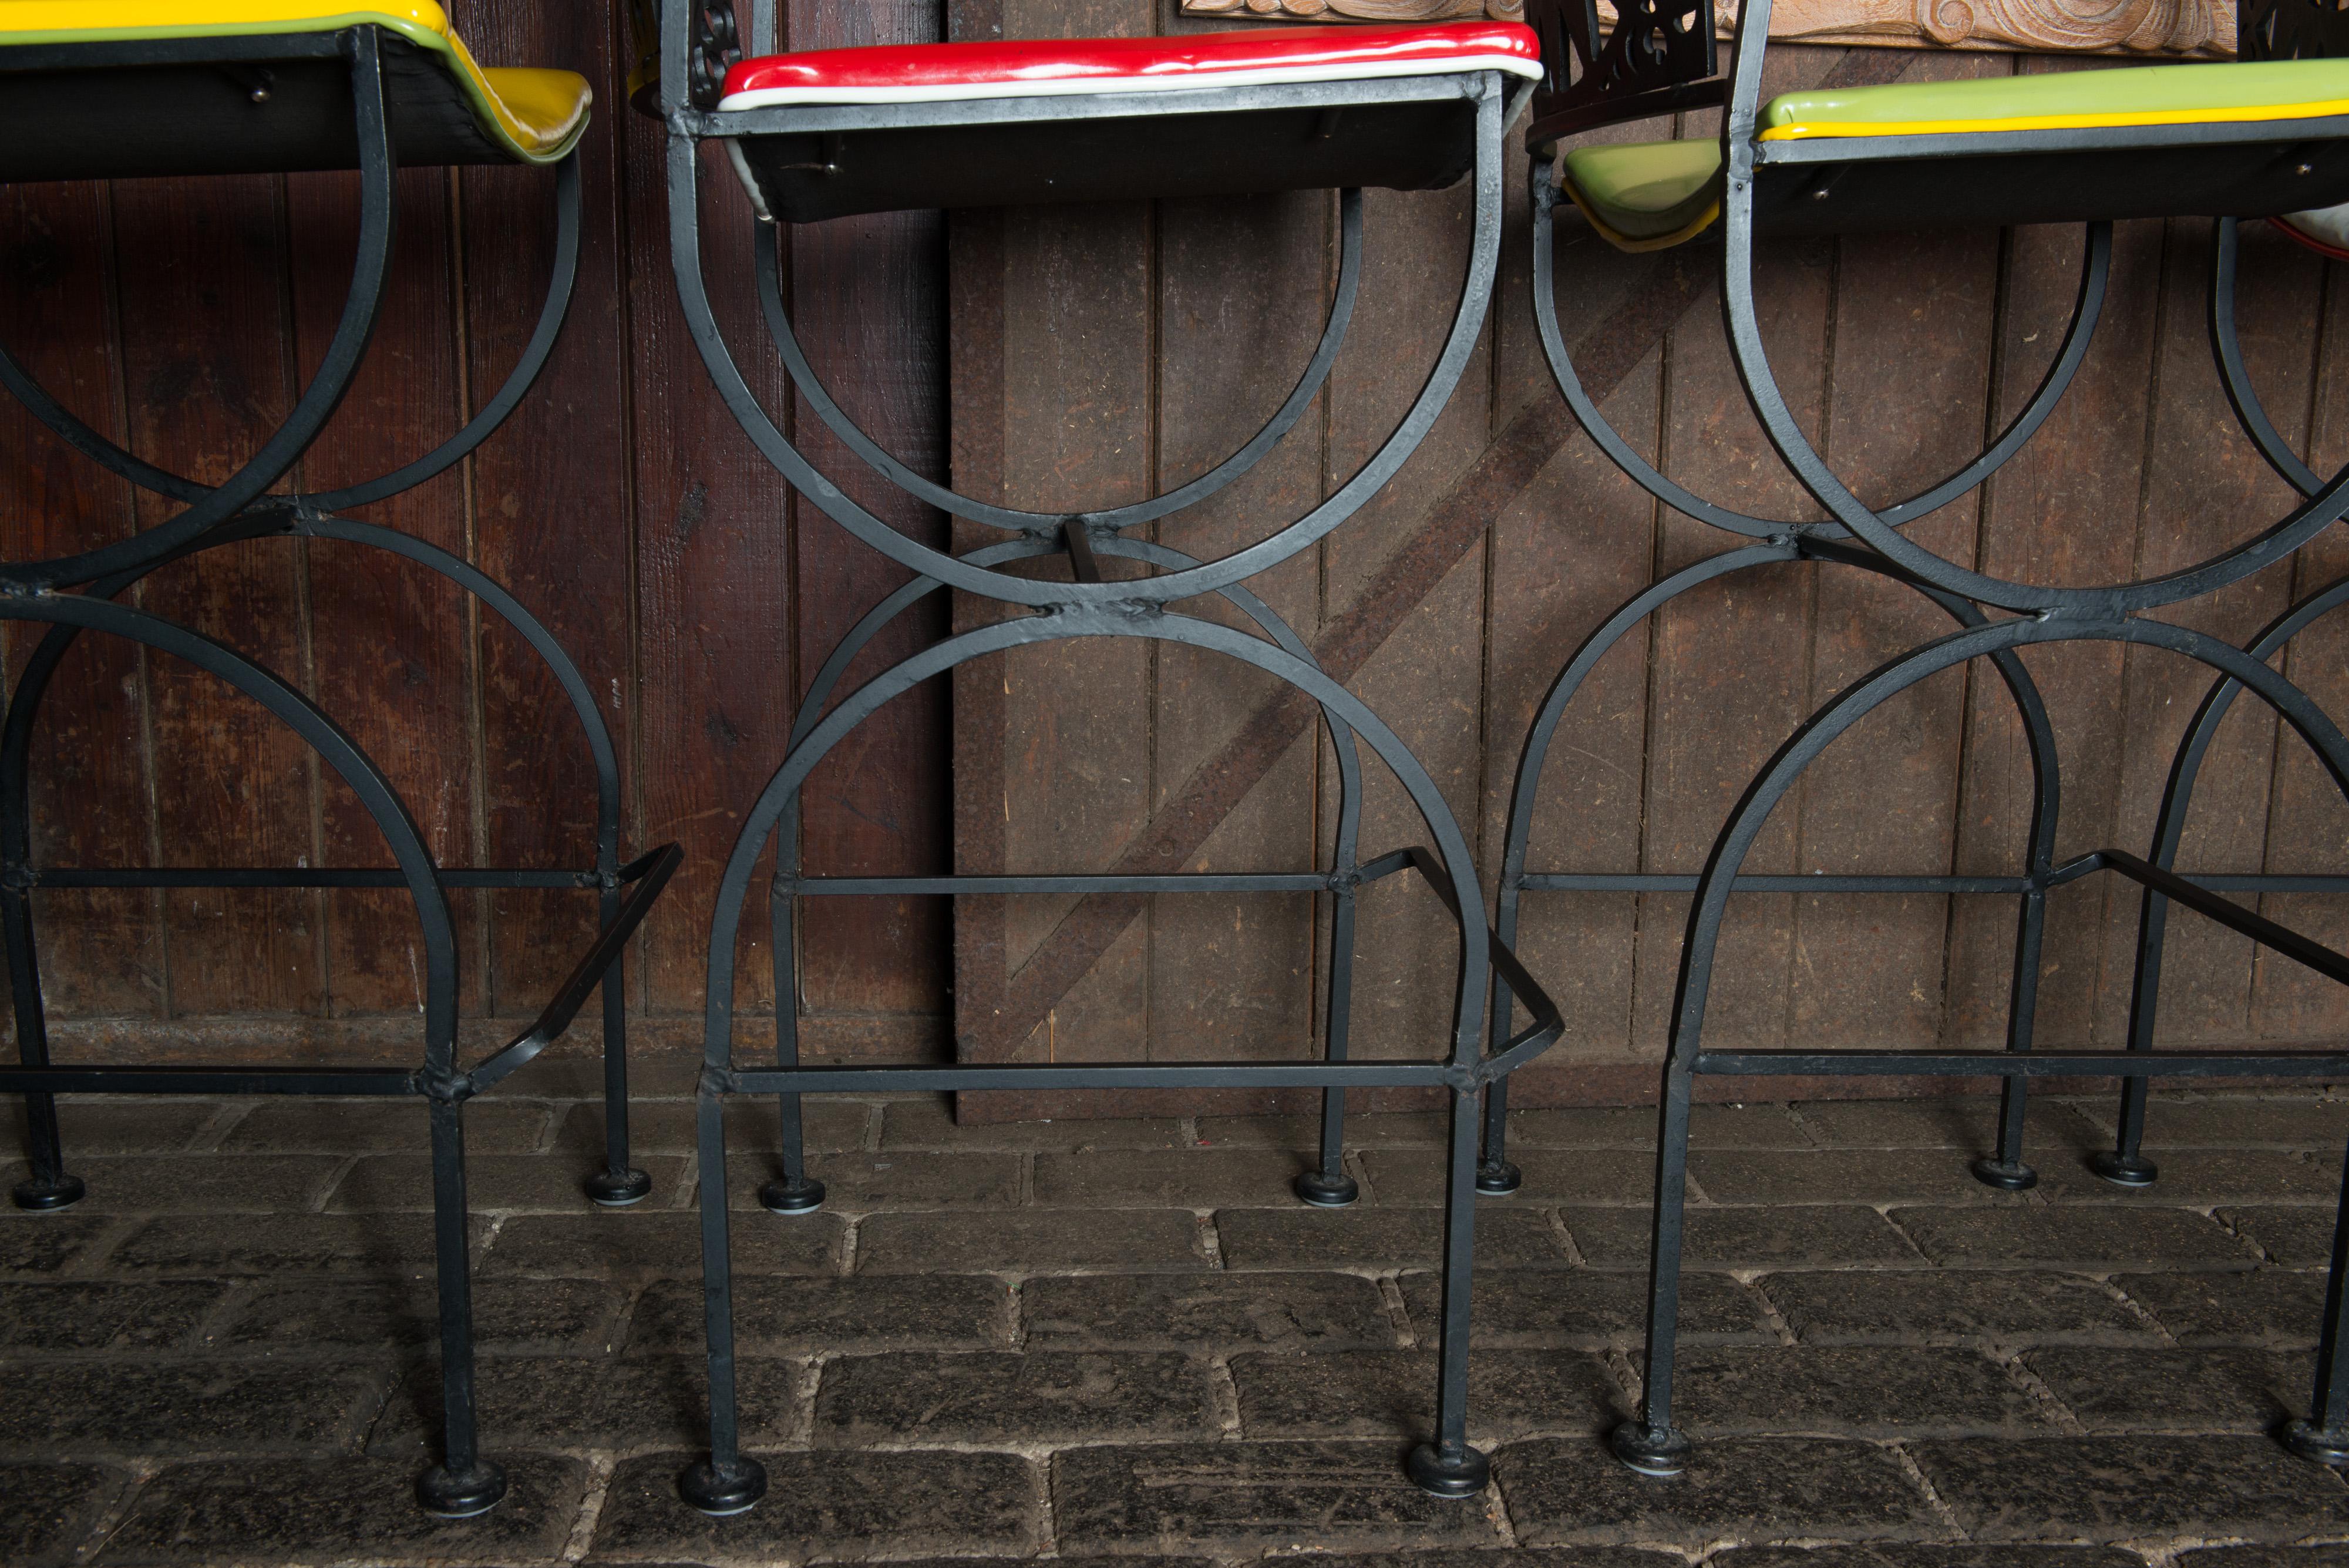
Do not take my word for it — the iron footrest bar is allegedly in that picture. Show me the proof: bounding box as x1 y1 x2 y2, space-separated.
1695 1049 2349 1078
1521 870 2349 894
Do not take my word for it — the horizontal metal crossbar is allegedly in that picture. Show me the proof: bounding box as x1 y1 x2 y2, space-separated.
1751 112 2349 167
0 1065 419 1096
23 847 670 893
686 72 1490 139
782 872 1335 896
780 856 1420 897
726 1059 1458 1095
1695 1048 2349 1078
32 867 600 890
0 845 681 1103
1520 870 2349 894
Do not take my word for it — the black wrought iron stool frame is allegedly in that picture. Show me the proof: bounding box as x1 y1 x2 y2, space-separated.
659 0 1568 1513
1472 0 2349 1478
0 23 680 1517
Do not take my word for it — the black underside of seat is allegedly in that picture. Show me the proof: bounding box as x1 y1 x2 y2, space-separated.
734 97 1481 222
1754 133 2349 235
0 36 520 181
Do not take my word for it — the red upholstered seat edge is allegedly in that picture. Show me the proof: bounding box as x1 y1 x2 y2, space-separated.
717 22 1542 109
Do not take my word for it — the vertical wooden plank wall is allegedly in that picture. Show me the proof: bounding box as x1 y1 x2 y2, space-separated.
0 0 951 1066
952 24 2349 1112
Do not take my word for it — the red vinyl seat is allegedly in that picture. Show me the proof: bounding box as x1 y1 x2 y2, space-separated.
718 23 1540 109
709 22 1541 223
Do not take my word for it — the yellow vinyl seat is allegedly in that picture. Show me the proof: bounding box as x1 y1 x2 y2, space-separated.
1560 57 2349 250
0 2 589 180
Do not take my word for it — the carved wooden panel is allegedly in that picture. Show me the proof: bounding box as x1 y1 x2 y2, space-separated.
1182 0 2234 58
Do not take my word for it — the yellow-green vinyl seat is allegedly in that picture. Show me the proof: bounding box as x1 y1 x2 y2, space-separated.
1558 58 2349 250
0 2 588 181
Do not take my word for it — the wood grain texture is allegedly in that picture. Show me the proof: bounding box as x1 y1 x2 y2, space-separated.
288 165 480 1019
112 172 322 1021
0 2 953 1067
950 37 2348 1116
0 181 159 1021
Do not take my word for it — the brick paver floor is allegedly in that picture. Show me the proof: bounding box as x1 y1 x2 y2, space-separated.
6 1071 2349 1565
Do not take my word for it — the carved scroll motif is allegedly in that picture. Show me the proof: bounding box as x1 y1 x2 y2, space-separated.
1183 0 2233 55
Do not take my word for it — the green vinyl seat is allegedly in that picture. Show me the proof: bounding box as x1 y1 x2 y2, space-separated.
1559 56 2349 248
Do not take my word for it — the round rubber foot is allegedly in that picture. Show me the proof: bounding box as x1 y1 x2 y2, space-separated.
2281 1419 2349 1466
759 1176 826 1215
1405 1441 1490 1498
416 1460 507 1519
1610 1421 1692 1479
1475 1159 1523 1196
1294 1170 1359 1208
2091 1150 2160 1189
586 1167 653 1207
1968 1157 2038 1192
679 1454 768 1516
12 1173 85 1212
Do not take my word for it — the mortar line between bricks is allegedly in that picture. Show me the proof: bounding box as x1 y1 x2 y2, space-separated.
1994 1339 2089 1436
186 1101 248 1152
838 1215 861 1275
1885 1439 1969 1540
2100 1273 2185 1346
1543 1206 1584 1266
66 1217 136 1279
560 1452 617 1562
1374 1271 1417 1347
1737 1269 1800 1348
76 1455 163 1564
311 1152 364 1212
1204 1351 1241 1438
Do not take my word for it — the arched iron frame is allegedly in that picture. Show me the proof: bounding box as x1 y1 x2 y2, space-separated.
1497 0 2349 1479
0 23 679 1519
660 0 1564 1514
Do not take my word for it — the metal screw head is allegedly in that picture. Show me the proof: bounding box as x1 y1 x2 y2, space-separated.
2300 163 2316 176
1812 187 1829 200
250 87 270 102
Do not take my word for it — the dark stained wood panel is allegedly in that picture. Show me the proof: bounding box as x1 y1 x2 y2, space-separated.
949 35 2349 1115
0 0 953 1069
0 181 158 1021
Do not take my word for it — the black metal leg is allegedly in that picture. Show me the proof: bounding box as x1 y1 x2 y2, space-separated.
2095 1066 2163 1187
1297 879 1362 1209
4 883 80 1212
1406 1083 1492 1497
759 836 824 1216
416 1096 506 1517
585 882 654 1207
1613 1061 1695 1478
1475 1075 1520 1196
2283 1133 2349 1465
682 1075 768 1515
1973 879 2048 1192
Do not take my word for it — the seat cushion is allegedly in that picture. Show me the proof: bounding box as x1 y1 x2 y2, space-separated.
1558 137 1722 249
0 2 590 161
1759 58 2349 142
717 22 1541 110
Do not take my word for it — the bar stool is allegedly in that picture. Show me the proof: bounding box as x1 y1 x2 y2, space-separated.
0 2 680 1517
1488 0 2349 1479
654 1 1565 1514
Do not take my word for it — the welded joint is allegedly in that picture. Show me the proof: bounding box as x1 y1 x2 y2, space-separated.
700 1061 738 1098
412 1062 475 1104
